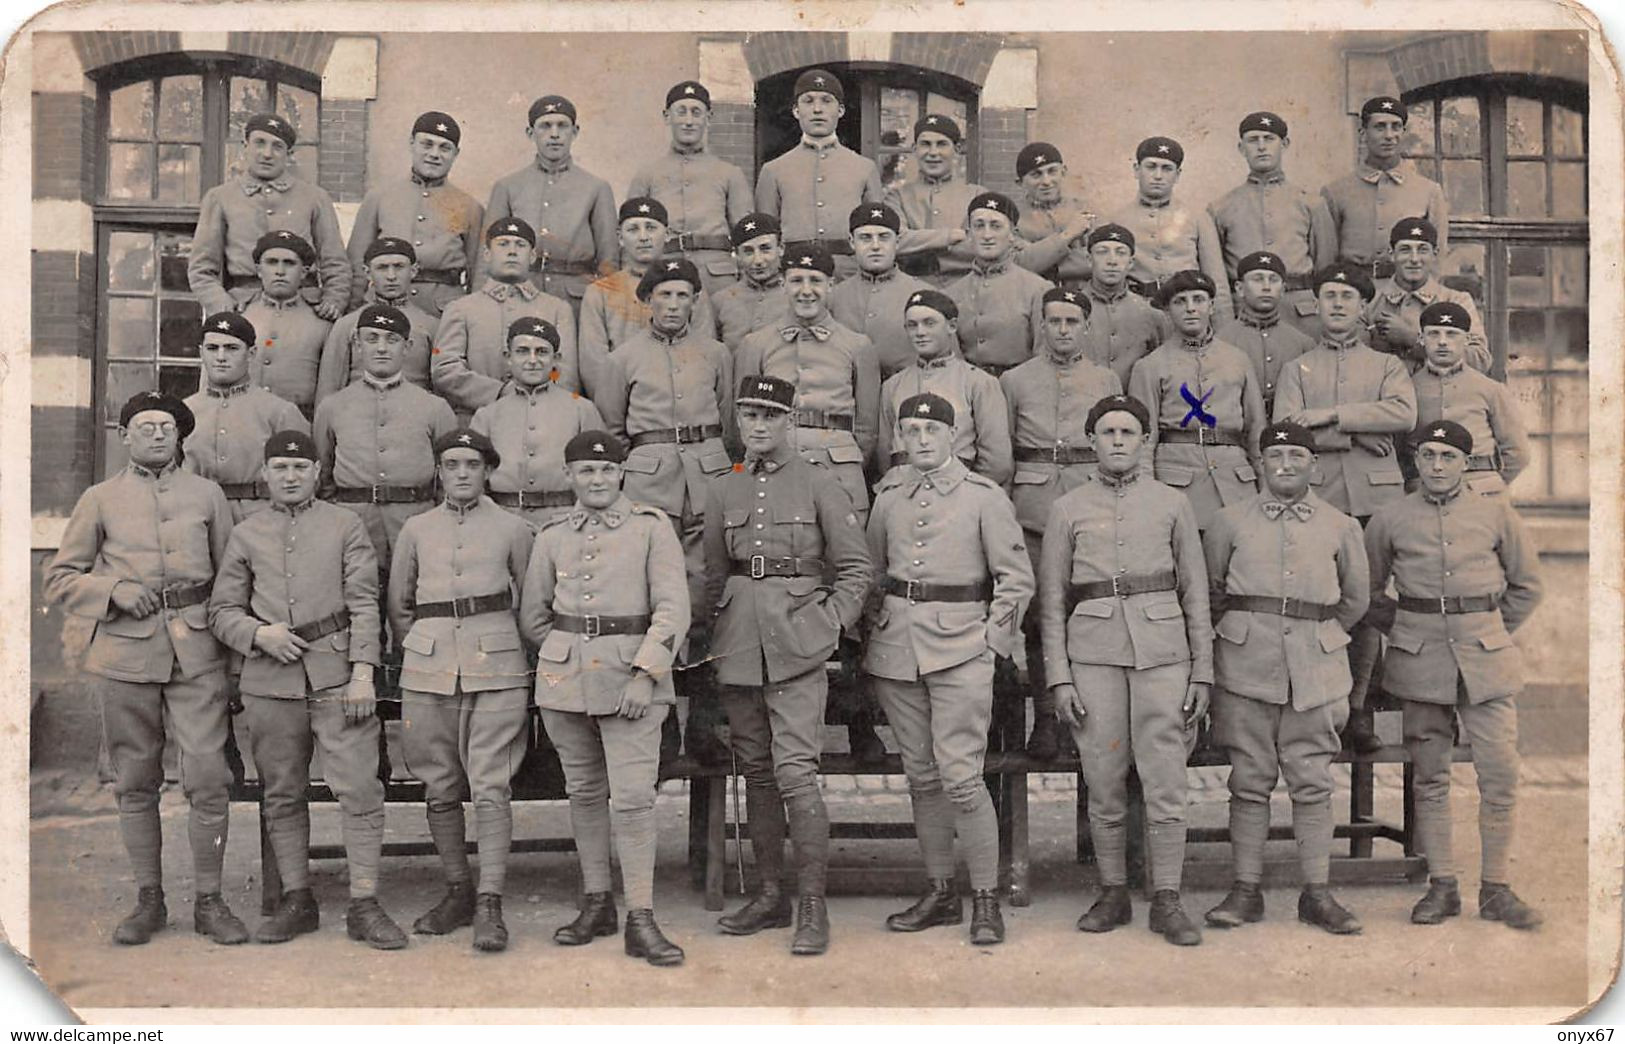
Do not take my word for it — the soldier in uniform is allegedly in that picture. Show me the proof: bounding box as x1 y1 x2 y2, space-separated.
208 430 407 949
1274 264 1418 753
519 430 691 967
829 203 931 379
701 375 872 955
1322 96 1449 279
1201 420 1370 936
1208 112 1336 335
755 69 884 281
711 213 789 352
1129 269 1266 531
1038 393 1212 947
45 392 248 946
434 217 580 418
1011 142 1096 289
389 428 535 951
471 317 605 529
319 237 440 404
886 114 982 286
1409 301 1529 496
1215 250 1316 415
240 230 334 417
627 80 755 298
183 310 309 521
1108 137 1233 322
188 113 350 319
485 95 618 309
1076 223 1170 388
944 192 1053 377
1366 218 1489 372
1365 420 1544 930
346 111 483 317
865 392 1034 945
1000 286 1123 758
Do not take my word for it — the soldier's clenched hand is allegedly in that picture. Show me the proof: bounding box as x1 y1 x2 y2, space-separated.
618 671 656 719
1182 681 1210 728
253 622 309 664
111 580 159 618
1052 682 1087 729
342 671 377 722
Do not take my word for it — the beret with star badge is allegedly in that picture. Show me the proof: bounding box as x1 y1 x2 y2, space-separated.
904 289 958 321
1313 262 1376 301
412 111 461 146
486 217 537 247
913 113 962 145
1419 301 1472 331
1410 419 1473 456
120 391 195 438
1361 96 1406 125
1016 141 1063 180
1260 420 1317 454
244 113 297 149
508 316 561 348
1237 250 1288 279
1136 136 1184 166
850 202 902 234
636 256 703 301
1159 269 1217 306
201 310 256 347
1087 223 1136 252
1391 217 1438 248
434 427 501 469
263 429 319 463
252 229 315 266
1042 286 1092 317
782 244 835 277
1238 111 1288 138
730 212 781 247
1085 393 1151 435
967 191 1019 224
565 429 627 464
356 303 410 337
665 80 711 110
793 68 844 104
898 392 955 427
528 95 577 127
363 236 418 265
619 196 669 227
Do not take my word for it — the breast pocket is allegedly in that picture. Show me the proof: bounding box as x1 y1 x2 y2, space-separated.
826 444 864 466
1233 464 1258 484
722 506 753 558
621 452 661 477
698 448 733 476
1316 618 1352 653
705 259 739 279
1011 465 1051 486
478 632 521 655
1154 463 1194 487
401 630 435 657
1215 611 1249 645
1065 599 1115 657
1367 468 1404 487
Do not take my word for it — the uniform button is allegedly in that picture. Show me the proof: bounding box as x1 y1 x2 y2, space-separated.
915 540 924 547
757 491 766 498
754 540 763 546
417 215 425 222
756 523 764 529
587 534 596 541
1283 626 1293 635
916 520 926 527
919 501 928 507
912 559 922 566
583 574 592 580
1285 571 1293 577
422 191 429 198
1445 570 1452 576
414 240 422 246
584 593 593 600
816 177 825 184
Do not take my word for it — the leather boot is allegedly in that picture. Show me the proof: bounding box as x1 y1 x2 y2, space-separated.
1148 889 1202 946
790 895 830 956
113 885 167 945
718 888 793 935
1479 882 1543 930
194 892 250 945
969 889 1005 946
624 909 685 967
1024 713 1061 761
413 879 476 935
1298 885 1362 935
471 893 508 952
255 886 319 943
1076 885 1133 933
885 878 962 932
346 896 408 950
659 712 681 772
1340 706 1384 755
554 891 618 945
1205 880 1265 928
1410 876 1462 925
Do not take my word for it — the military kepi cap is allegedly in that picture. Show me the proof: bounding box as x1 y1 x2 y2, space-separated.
1361 96 1406 124
253 229 315 265
487 217 537 246
1237 251 1287 279
1411 419 1473 456
637 257 703 301
904 289 958 321
898 392 955 427
356 303 409 337
202 311 256 346
736 375 796 412
508 316 561 348
1085 394 1151 435
1239 111 1288 138
1016 142 1063 180
244 113 297 149
782 244 835 277
1087 223 1136 252
1313 262 1376 301
264 429 318 463
363 236 418 264
793 68 844 103
1159 269 1217 305
620 196 669 227
914 113 962 144
564 429 627 464
731 212 781 246
1136 136 1185 166
120 391 194 439
1390 217 1438 248
1419 301 1472 331
850 202 901 234
1042 286 1092 317
1261 420 1317 454
666 80 711 109
528 95 577 126
967 191 1019 224
434 427 501 469
412 111 461 146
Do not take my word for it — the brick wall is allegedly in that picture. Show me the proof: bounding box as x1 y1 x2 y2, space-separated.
742 32 848 80
709 101 755 184
318 98 369 203
891 33 1003 87
977 107 1028 199
1387 30 1587 94
70 31 181 71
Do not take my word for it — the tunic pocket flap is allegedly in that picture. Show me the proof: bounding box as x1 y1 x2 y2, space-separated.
180 603 211 630
401 630 435 656
1155 464 1194 487
1215 611 1249 644
1234 464 1258 483
1012 465 1051 486
1294 298 1318 317
1367 469 1405 486
478 632 521 654
1386 631 1424 655
621 453 661 476
826 444 865 465
772 503 818 524
1316 619 1352 653
723 507 752 528
1143 599 1184 621
99 612 160 638
566 284 587 300
698 449 734 474
937 606 987 629
705 259 739 277
1478 630 1516 651
538 629 574 663
325 630 351 652
1071 600 1115 619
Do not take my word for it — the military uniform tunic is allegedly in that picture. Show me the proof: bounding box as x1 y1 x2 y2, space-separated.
577 267 714 398
627 146 754 295
317 296 440 403
1321 160 1449 269
999 350 1122 546
756 138 884 247
1079 281 1170 388
484 158 618 304
470 383 605 529
710 275 786 352
346 174 484 316
183 381 309 521
1014 197 1094 287
1215 311 1316 414
1208 172 1336 330
876 354 1012 486
1410 362 1530 496
188 173 351 315
944 259 1052 374
240 293 334 412
432 279 580 415
1108 197 1233 320
828 267 931 379
885 175 984 284
1364 276 1491 373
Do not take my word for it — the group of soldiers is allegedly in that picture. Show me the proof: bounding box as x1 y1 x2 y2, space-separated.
47 67 1546 967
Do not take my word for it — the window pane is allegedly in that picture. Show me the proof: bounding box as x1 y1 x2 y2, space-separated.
1438 241 1487 305
106 232 155 291
1440 96 1481 156
1506 161 1548 218
159 299 204 358
278 85 319 143
881 86 919 149
106 143 154 200
108 80 154 140
157 74 203 141
1404 100 1435 157
1553 309 1588 368
1507 245 1548 306
156 143 202 204
1441 158 1485 216
926 93 967 125
1550 434 1588 500
229 76 272 133
1505 309 1546 368
106 298 155 359
1552 162 1586 219
1506 373 1547 433
158 232 194 292
1514 436 1551 499
1551 245 1586 307
158 365 202 400
1549 375 1588 435
103 362 155 423
1505 96 1544 157
1552 103 1585 157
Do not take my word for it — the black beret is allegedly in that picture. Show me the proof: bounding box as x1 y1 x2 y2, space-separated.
1159 269 1217 305
1419 301 1472 332
1016 141 1063 180
564 429 627 464
1411 420 1474 456
486 217 536 246
731 212 781 246
1260 421 1317 455
252 230 315 266
1042 286 1092 317
904 289 958 320
736 374 796 412
1238 111 1288 138
434 428 501 470
1314 263 1376 301
1136 136 1184 166
637 257 703 301
619 196 669 227
356 303 409 337
119 391 194 439
201 311 256 346
528 95 577 126
411 111 461 146
244 112 297 149
665 81 711 110
782 244 835 277
1361 96 1406 125
363 236 418 264
1390 217 1438 248
913 113 962 144
1087 223 1136 252
1236 251 1287 279
850 202 901 234
507 316 560 348
898 392 955 428
967 191 1019 224
792 68 844 104
263 429 318 463
1085 394 1151 435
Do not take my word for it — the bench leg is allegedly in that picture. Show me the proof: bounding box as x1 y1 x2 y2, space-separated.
687 779 707 889
259 797 282 916
704 777 726 912
1076 775 1093 864
1125 770 1149 898
1350 759 1375 858
1001 772 1030 907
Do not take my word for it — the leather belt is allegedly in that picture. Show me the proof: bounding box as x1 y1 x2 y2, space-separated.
783 238 854 257
217 480 270 500
1397 593 1499 615
1222 595 1337 621
795 408 854 431
1014 444 1097 464
970 361 1016 378
158 581 212 610
1126 276 1165 301
414 267 467 287
665 232 732 253
1159 427 1248 448
552 613 651 637
535 258 597 277
898 254 942 278
1068 570 1179 604
889 451 977 470
1282 273 1315 292
414 590 514 620
882 576 992 603
490 489 575 509
1466 452 1499 472
629 424 723 448
332 484 434 505
1369 259 1397 281
729 556 826 579
226 272 320 290
291 610 350 642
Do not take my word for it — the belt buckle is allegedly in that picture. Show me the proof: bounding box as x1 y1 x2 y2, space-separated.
583 614 601 638
1110 574 1123 598
1051 445 1063 464
905 579 922 603
159 588 178 611
1439 595 1451 615
370 484 383 505
673 426 686 444
1281 596 1292 617
452 596 473 619
750 555 766 580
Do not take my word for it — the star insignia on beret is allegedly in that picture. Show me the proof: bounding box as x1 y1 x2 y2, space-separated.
1381 100 1396 109
870 208 884 218
216 320 232 330
1063 291 1077 302
506 223 520 232
926 116 940 125
436 122 449 132
1334 270 1347 281
665 260 681 270
985 199 1000 210
1260 116 1273 126
267 118 281 128
544 102 558 112
799 255 813 265
1410 226 1424 236
743 220 756 232
909 294 923 305
1432 427 1447 438
276 231 293 238
592 441 604 452
1437 314 1454 324
812 76 826 86
683 84 696 94
916 402 931 414
457 433 474 444
638 203 651 213
1107 231 1122 240
1157 143 1171 154
377 315 394 325
1274 430 1289 440
285 441 300 451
